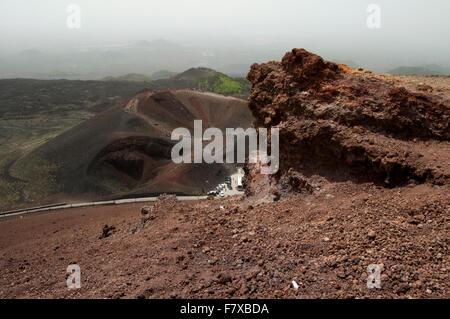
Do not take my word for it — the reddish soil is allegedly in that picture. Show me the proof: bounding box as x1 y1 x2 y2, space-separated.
0 185 448 299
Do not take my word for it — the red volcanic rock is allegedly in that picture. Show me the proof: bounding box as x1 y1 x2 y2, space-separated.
99 224 116 239
245 49 450 195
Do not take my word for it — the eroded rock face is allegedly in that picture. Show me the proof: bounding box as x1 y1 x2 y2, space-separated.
245 49 450 195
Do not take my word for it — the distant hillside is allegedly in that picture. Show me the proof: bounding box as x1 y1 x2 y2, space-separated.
388 66 445 75
103 73 154 82
197 72 250 95
153 67 251 98
101 68 251 98
0 39 272 80
151 70 177 80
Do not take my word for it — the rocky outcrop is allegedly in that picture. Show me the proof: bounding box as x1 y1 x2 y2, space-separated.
245 49 450 195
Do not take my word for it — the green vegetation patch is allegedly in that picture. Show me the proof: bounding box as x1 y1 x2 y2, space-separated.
198 73 249 95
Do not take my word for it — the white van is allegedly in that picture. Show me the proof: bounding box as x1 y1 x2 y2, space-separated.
237 176 244 191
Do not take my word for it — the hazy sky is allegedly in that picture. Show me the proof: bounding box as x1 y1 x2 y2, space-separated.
0 0 449 64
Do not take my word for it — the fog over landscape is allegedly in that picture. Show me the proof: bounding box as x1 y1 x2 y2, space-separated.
1 0 449 79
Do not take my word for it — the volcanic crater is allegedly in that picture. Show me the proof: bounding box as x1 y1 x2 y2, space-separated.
13 89 253 204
